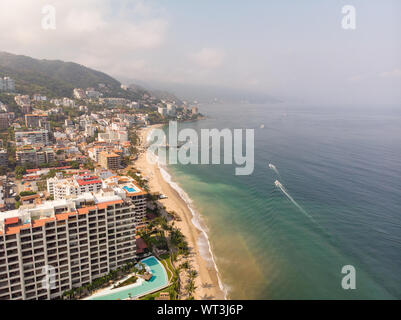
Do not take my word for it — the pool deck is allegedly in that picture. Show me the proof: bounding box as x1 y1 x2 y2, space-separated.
84 256 169 300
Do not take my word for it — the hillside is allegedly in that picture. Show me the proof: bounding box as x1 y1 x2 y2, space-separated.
0 52 147 100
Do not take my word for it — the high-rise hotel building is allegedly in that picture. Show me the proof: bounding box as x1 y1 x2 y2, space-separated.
0 177 146 300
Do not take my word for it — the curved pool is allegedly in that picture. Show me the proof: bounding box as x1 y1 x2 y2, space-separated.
89 256 168 300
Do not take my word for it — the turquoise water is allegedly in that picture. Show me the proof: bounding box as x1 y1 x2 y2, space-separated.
90 257 168 300
162 103 401 299
123 186 137 193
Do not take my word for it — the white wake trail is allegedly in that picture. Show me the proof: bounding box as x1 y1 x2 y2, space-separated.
269 163 280 176
274 180 317 224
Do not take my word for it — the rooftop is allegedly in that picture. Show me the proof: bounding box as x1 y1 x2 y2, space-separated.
0 191 128 235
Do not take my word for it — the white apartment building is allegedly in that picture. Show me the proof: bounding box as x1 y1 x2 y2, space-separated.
0 183 147 300
98 130 128 143
14 95 31 107
158 107 167 117
50 99 62 107
63 98 75 108
47 174 103 200
166 104 176 116
102 176 147 227
85 125 96 137
73 88 86 100
32 94 47 102
0 77 15 92
85 88 102 99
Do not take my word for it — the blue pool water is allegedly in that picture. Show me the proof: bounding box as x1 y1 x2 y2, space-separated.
90 256 168 300
123 186 136 193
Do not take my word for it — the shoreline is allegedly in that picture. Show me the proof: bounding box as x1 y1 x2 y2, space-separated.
133 124 226 300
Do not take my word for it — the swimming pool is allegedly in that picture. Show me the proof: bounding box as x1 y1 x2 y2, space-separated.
89 256 168 300
123 186 137 193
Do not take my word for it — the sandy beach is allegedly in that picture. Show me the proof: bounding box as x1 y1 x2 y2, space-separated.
133 125 225 300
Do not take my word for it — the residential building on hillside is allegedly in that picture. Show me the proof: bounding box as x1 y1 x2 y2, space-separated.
0 114 9 130
99 152 120 171
14 95 30 107
32 94 47 102
85 88 102 99
62 98 75 108
15 130 50 146
73 88 86 100
16 147 55 166
158 107 167 117
0 77 15 92
47 174 102 200
0 149 7 167
25 114 48 128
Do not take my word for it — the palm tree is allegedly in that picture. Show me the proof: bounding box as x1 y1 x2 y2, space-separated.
185 279 197 297
180 261 190 271
188 269 198 280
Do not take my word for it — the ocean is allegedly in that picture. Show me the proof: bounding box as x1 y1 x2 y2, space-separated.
160 103 401 299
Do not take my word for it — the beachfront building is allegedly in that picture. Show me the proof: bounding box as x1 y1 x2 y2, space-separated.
102 176 147 230
0 185 147 300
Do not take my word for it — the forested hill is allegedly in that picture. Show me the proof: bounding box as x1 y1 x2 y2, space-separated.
0 52 147 100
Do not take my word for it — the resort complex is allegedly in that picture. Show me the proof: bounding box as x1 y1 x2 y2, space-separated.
0 177 147 300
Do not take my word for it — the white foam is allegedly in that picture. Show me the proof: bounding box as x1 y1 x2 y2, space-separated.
144 129 228 299
157 163 228 299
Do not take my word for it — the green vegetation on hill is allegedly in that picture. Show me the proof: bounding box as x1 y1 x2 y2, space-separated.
0 52 147 100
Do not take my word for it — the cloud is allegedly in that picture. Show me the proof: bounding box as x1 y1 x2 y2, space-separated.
190 48 225 69
0 0 168 77
379 68 401 78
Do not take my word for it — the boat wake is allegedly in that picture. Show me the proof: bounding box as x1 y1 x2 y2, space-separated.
269 163 280 176
274 180 317 224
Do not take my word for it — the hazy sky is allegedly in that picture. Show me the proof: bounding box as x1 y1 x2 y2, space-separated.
0 0 400 104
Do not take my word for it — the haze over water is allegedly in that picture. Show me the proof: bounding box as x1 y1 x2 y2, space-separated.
165 103 401 299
